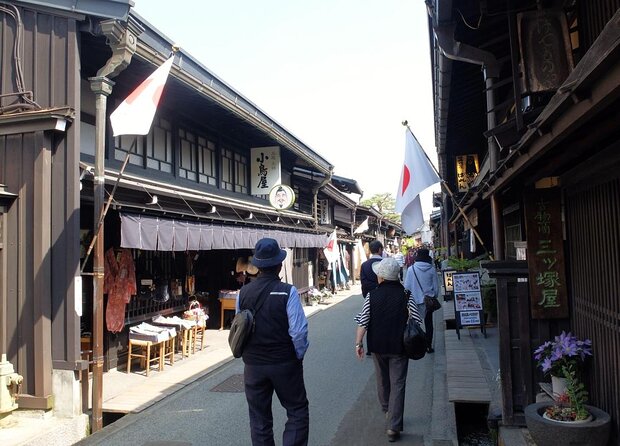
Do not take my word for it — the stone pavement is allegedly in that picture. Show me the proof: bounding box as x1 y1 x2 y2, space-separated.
0 286 356 446
2 281 531 446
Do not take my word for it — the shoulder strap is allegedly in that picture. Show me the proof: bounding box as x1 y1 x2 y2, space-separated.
412 268 424 291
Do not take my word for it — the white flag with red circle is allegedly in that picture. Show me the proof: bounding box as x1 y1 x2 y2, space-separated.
323 230 339 263
110 56 174 136
395 129 440 233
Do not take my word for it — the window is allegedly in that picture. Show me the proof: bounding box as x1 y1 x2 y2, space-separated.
234 152 248 193
199 139 217 186
145 117 172 173
221 148 234 192
220 148 248 193
114 134 145 166
178 129 198 181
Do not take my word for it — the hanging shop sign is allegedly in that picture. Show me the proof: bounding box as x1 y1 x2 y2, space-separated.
250 146 281 195
524 188 568 319
268 184 296 210
517 10 574 94
455 155 480 192
442 269 455 293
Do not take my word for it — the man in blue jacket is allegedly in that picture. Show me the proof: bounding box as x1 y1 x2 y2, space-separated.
360 240 384 298
236 238 309 446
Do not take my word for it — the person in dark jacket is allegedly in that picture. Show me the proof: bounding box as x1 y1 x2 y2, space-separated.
354 257 423 442
360 240 384 298
236 238 310 446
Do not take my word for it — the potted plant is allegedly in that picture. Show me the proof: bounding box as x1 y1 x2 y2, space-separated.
533 331 592 397
525 333 611 446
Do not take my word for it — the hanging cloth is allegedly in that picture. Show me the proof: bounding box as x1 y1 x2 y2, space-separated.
104 248 137 333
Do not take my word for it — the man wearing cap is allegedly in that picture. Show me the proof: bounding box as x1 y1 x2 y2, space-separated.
404 248 439 353
236 238 309 446
354 257 423 442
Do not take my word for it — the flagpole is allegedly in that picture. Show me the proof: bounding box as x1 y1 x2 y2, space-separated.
402 122 494 261
80 138 137 273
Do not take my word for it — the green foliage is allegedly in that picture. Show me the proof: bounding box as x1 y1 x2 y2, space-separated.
562 364 589 420
482 284 497 318
447 256 479 271
360 193 400 223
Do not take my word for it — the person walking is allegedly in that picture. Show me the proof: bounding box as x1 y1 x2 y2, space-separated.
404 248 439 353
354 257 423 442
360 240 384 298
236 238 310 446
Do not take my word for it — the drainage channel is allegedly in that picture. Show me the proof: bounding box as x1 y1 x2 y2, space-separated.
455 402 494 445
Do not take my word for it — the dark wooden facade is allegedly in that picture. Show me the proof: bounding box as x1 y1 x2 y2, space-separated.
0 5 82 409
429 1 620 442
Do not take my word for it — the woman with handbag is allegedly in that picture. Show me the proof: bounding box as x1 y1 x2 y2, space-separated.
354 257 423 442
403 248 440 353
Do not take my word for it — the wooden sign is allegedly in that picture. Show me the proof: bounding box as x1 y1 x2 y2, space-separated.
524 188 568 319
518 10 574 94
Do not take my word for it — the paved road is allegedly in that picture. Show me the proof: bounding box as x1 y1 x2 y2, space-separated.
79 294 440 446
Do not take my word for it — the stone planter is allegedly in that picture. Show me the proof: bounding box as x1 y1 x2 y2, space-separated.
524 402 611 446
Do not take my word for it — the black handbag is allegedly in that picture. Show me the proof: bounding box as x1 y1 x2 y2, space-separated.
424 295 442 313
403 316 426 360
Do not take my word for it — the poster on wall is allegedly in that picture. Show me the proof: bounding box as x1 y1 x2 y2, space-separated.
250 146 281 195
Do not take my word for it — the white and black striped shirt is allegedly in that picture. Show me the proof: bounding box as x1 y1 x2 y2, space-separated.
354 292 423 328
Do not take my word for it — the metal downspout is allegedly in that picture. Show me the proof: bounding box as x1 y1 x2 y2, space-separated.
88 18 140 432
433 23 505 259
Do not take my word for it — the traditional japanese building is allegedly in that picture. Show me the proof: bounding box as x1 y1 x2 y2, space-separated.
427 0 620 442
0 0 347 432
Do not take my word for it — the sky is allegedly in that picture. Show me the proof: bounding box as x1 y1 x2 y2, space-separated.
134 0 440 220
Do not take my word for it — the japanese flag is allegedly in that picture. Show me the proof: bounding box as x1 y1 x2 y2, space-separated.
323 230 339 263
353 217 369 234
395 129 440 234
110 56 174 136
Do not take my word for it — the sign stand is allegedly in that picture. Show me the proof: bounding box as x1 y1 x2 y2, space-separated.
452 271 486 340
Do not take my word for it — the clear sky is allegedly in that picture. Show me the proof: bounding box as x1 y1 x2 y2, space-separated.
134 0 439 219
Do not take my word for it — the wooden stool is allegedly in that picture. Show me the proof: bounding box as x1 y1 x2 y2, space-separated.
127 339 163 376
193 323 206 353
162 334 176 367
177 327 194 359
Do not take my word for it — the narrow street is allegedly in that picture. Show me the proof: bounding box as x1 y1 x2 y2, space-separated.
79 293 444 446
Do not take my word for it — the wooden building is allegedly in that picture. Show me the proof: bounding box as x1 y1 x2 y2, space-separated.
427 0 620 442
0 0 345 421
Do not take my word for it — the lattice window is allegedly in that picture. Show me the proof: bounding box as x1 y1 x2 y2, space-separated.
145 117 173 173
199 139 217 186
114 134 145 166
178 129 198 181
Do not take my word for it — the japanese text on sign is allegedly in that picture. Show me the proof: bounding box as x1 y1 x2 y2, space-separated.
525 188 568 319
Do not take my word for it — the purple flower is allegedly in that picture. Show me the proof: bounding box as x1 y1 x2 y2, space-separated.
533 331 592 375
